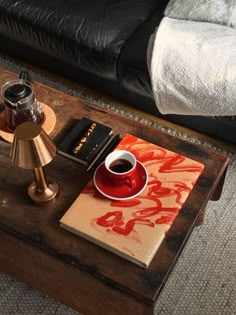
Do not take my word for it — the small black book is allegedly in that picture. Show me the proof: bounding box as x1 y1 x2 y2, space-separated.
58 117 113 165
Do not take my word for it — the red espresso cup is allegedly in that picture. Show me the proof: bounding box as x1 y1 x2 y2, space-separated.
105 150 137 188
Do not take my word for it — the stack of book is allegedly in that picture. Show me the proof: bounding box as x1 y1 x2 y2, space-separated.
58 117 120 170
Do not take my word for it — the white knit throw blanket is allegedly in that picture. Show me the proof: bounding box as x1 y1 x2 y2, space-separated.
148 0 236 116
165 0 236 28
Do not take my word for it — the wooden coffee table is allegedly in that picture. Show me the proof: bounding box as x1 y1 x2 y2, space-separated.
0 68 230 315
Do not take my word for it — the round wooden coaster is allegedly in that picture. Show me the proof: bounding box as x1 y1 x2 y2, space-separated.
0 103 56 143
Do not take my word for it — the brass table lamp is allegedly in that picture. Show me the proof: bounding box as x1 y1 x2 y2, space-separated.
10 121 58 205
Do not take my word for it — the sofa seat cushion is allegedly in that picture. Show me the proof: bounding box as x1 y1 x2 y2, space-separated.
0 0 160 80
118 4 168 103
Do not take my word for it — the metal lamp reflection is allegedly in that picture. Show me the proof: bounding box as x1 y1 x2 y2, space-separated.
10 121 58 205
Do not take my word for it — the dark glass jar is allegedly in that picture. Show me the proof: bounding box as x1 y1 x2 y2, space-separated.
1 77 44 132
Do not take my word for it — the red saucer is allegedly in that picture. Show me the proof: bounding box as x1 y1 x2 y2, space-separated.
93 161 148 200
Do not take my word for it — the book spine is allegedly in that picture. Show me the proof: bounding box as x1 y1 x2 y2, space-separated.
86 134 121 171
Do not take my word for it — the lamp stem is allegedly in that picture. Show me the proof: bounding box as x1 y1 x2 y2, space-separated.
33 166 48 192
28 166 58 205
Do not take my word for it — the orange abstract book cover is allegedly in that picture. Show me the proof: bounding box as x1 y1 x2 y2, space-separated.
60 134 204 268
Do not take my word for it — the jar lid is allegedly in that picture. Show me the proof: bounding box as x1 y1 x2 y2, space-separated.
6 84 27 101
4 84 33 109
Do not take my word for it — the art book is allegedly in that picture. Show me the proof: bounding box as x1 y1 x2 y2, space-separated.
60 134 204 268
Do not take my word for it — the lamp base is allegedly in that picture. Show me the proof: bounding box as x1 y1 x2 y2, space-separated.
28 181 58 206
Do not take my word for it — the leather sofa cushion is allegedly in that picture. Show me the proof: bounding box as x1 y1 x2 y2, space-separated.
118 1 169 100
0 0 162 81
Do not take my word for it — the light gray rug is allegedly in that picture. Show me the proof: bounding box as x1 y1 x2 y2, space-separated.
0 53 236 315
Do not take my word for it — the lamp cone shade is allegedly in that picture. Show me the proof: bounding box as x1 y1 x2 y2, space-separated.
10 121 58 205
10 121 57 169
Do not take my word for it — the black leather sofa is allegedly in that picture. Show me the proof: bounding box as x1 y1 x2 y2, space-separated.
0 0 235 144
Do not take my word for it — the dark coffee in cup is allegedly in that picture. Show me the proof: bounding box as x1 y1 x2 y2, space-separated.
109 159 133 173
105 150 137 188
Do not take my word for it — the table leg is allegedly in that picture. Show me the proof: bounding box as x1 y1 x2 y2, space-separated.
196 168 227 226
